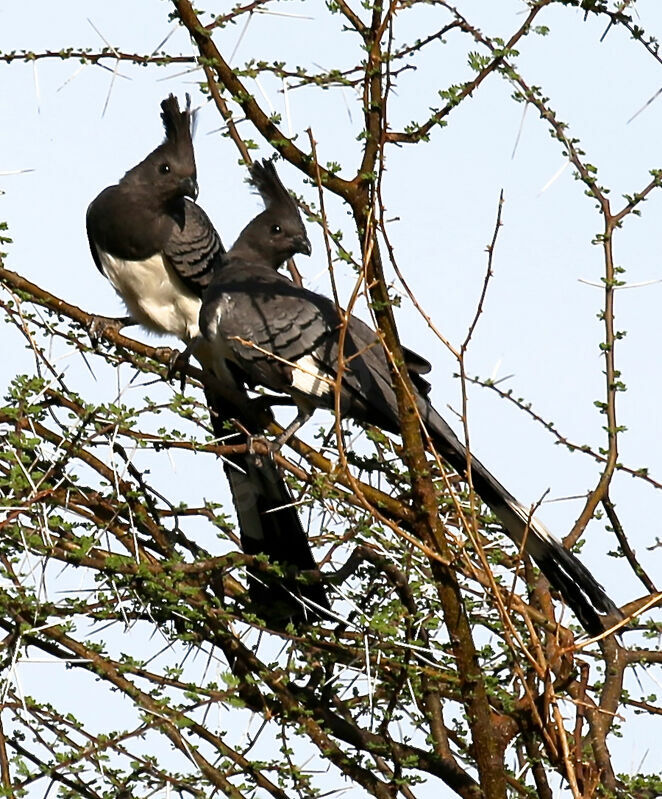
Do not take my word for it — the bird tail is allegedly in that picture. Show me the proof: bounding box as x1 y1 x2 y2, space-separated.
419 400 620 634
204 387 330 626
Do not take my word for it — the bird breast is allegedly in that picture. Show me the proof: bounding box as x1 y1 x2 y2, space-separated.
98 250 201 341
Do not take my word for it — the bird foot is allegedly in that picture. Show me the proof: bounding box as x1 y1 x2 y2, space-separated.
164 346 192 391
245 433 282 462
87 314 133 347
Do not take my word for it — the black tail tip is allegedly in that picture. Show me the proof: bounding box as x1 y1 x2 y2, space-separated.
537 548 623 636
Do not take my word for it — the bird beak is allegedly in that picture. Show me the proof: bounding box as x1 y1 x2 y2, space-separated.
180 176 198 200
294 235 312 257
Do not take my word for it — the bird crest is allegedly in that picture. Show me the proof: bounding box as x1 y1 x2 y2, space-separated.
250 159 300 217
225 159 311 266
160 93 197 147
120 95 198 203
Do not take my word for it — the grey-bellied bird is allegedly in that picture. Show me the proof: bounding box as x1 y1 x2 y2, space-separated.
199 158 621 635
86 96 329 624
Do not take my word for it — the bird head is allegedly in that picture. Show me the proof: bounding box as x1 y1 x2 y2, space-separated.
122 94 198 204
230 159 312 268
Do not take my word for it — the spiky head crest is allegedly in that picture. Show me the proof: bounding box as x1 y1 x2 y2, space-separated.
121 94 198 204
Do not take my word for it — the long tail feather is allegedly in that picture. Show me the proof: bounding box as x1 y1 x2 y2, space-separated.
205 387 330 626
419 400 620 634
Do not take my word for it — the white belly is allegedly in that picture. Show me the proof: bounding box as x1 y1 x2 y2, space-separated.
98 250 201 341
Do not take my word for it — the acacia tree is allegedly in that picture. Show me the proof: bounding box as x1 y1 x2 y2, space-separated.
0 1 661 797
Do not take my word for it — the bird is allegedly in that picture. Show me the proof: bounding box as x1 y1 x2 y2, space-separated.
86 95 330 625
199 158 621 636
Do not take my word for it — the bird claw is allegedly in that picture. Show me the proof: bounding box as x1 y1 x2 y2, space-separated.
245 433 282 462
230 429 282 471
87 315 132 347
164 347 191 391
264 437 284 457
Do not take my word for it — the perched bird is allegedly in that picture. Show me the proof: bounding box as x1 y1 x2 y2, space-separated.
86 96 329 624
199 158 621 635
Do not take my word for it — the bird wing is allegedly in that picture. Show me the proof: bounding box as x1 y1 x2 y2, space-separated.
162 199 224 295
204 265 419 430
202 267 334 384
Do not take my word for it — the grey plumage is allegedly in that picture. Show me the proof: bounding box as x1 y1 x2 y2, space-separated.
165 199 224 294
87 98 329 623
200 159 621 635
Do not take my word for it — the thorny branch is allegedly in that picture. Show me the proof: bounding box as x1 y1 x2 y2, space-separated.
0 2 661 798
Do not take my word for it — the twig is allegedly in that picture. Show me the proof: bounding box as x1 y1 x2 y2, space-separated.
603 494 658 594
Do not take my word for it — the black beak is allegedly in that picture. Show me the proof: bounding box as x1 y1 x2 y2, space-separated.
181 176 198 201
294 234 312 257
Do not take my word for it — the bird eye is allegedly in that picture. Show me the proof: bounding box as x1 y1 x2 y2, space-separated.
271 224 282 235
159 163 171 175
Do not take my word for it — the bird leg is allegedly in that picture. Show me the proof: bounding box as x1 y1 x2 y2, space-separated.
233 403 312 459
273 406 313 450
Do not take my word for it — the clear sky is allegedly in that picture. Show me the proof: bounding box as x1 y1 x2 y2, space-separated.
1 1 661 795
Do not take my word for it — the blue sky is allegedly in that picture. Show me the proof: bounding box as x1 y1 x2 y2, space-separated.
1 1 661 795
